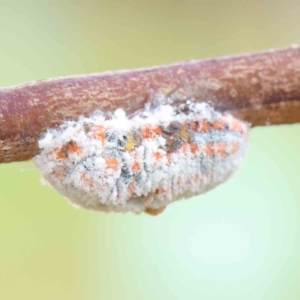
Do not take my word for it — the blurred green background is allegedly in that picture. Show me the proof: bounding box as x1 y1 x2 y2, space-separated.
1 0 300 299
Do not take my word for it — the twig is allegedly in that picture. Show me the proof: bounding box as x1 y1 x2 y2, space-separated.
0 45 300 163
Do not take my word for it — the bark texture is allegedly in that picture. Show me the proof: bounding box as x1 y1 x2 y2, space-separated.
0 45 300 163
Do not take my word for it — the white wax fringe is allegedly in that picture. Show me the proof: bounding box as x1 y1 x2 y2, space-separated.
33 102 249 214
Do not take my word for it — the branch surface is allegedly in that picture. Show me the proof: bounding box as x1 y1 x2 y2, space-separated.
1 45 300 163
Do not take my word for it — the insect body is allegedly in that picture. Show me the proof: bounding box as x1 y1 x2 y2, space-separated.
34 103 248 215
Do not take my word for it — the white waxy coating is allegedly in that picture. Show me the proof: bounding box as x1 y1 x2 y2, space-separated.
33 103 249 214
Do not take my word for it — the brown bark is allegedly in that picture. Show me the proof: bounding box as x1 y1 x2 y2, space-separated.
0 45 300 163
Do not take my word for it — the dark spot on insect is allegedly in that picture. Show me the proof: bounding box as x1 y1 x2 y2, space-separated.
120 166 131 183
161 121 180 139
165 137 182 152
168 121 181 132
83 123 91 133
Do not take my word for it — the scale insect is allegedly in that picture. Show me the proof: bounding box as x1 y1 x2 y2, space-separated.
34 102 249 215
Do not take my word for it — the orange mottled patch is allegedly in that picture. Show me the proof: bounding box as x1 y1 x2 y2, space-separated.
141 125 162 139
154 151 162 161
81 172 94 187
231 141 239 154
47 147 57 157
50 146 66 159
179 143 188 153
67 141 81 154
155 188 165 194
166 152 171 165
131 161 140 171
53 147 67 159
126 182 136 198
230 120 243 133
213 118 226 130
203 143 214 156
189 142 199 154
215 142 227 157
200 120 211 131
90 126 106 144
128 182 135 192
56 141 82 159
53 167 66 180
56 152 66 159
105 157 119 170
